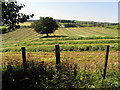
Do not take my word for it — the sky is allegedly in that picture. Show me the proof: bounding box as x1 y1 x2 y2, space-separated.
16 0 119 23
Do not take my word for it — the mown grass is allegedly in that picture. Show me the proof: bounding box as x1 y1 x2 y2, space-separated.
2 39 119 47
1 25 119 89
1 44 119 52
1 27 119 52
17 22 33 26
1 27 118 42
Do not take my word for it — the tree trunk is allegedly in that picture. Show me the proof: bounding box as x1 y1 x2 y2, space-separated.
46 33 49 37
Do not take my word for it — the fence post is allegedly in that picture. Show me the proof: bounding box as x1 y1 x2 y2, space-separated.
103 45 109 79
55 45 61 71
21 47 27 69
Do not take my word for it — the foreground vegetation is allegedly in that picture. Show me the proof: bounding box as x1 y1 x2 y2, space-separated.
2 60 120 89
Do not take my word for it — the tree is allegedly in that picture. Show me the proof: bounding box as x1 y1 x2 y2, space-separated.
32 17 58 37
1 1 34 31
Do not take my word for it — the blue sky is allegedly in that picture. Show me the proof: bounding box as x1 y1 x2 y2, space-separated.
17 0 119 23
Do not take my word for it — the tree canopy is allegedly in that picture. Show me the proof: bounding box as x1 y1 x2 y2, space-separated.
32 17 58 37
1 1 34 32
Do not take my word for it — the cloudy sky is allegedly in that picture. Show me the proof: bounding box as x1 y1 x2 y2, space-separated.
17 0 119 23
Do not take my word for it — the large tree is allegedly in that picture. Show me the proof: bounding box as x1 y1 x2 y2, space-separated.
32 17 58 37
1 1 34 31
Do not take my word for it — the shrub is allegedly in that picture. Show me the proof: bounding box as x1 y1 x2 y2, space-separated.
2 60 120 89
2 61 79 89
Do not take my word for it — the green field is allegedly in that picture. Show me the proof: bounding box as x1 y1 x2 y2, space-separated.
1 25 119 88
1 26 119 51
1 2 120 88
0 26 8 29
105 25 119 29
1 26 119 62
1 26 119 67
17 22 33 26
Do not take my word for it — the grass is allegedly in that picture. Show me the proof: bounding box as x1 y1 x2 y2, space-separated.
0 22 32 30
2 39 119 46
1 25 119 89
105 25 120 29
2 59 120 89
1 26 119 67
1 51 118 70
17 22 33 26
1 26 119 52
1 27 118 42
0 26 8 29
1 44 119 52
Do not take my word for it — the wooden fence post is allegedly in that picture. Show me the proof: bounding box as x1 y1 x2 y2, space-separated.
21 47 27 69
55 45 61 71
103 45 110 79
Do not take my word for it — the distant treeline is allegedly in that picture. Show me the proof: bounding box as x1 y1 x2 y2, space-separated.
1 19 119 34
27 19 119 26
27 19 119 28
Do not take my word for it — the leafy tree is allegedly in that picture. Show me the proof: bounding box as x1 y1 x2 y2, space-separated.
1 1 34 31
32 17 58 37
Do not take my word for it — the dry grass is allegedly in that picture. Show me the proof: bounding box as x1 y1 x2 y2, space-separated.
1 51 118 71
18 22 33 26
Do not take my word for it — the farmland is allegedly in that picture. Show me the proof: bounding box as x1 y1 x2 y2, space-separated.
17 22 33 26
1 0 120 88
1 23 120 89
2 51 118 70
1 26 119 66
1 27 119 42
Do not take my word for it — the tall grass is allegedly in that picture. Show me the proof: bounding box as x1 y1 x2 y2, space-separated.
2 60 120 89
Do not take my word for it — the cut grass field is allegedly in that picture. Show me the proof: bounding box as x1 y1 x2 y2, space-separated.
17 22 33 26
1 27 119 52
1 27 118 42
1 26 119 88
1 26 119 70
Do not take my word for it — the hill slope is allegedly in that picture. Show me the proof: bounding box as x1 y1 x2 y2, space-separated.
1 27 119 52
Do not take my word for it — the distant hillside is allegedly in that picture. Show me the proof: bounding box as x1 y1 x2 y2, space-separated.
27 19 119 26
105 25 120 29
1 19 119 34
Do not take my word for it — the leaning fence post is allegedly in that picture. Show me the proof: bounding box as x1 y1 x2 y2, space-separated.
21 47 27 69
103 45 110 79
55 45 61 71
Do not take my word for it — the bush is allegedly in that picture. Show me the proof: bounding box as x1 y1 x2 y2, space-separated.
2 61 79 89
2 60 120 89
